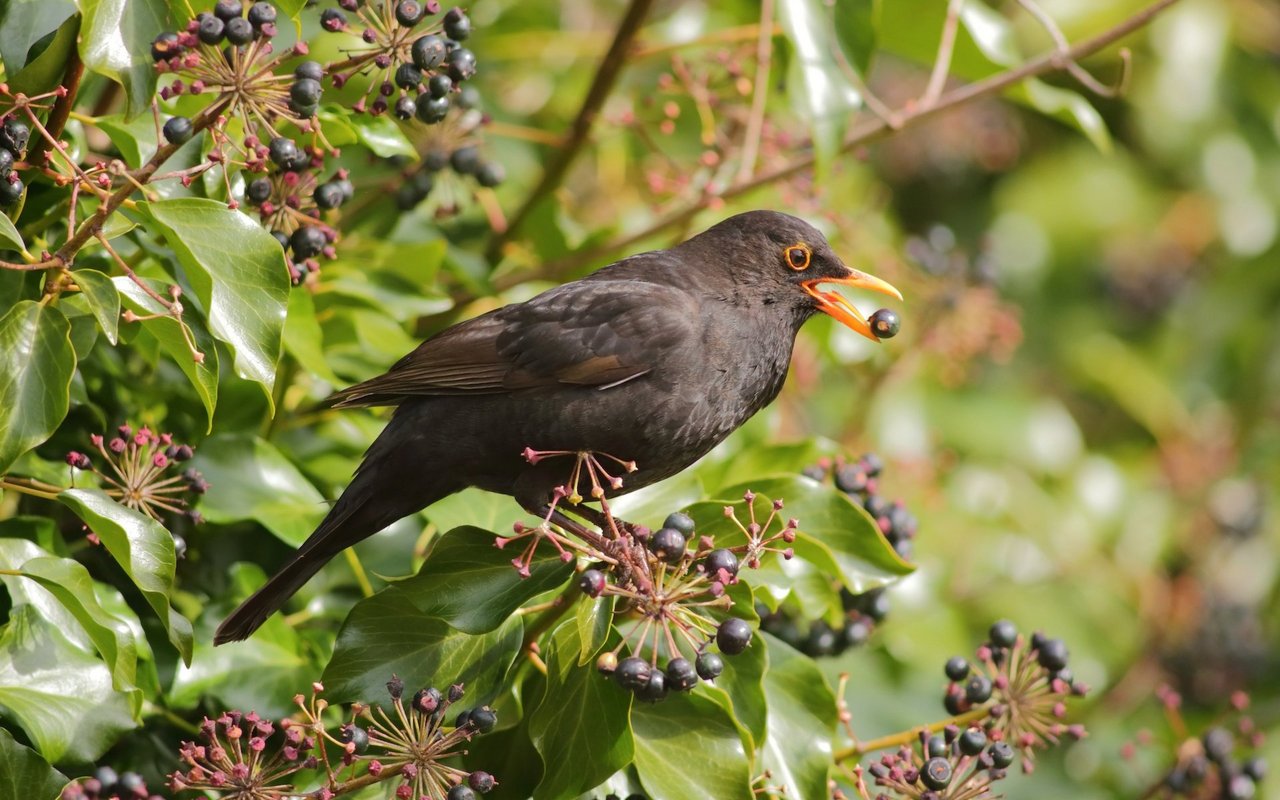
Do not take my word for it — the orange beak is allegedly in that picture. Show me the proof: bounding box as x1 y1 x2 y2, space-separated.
802 269 903 341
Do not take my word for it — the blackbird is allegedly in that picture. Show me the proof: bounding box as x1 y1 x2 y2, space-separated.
215 210 900 644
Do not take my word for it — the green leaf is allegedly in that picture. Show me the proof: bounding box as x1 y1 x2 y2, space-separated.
633 690 753 800
778 0 862 175
0 302 75 474
73 269 120 344
142 198 289 408
0 726 66 800
0 544 142 710
574 595 613 666
529 623 633 800
188 434 327 548
396 526 574 634
58 489 193 664
79 0 172 118
113 275 219 428
283 288 340 383
322 589 522 704
0 606 136 763
10 13 77 106
426 487 527 536
96 112 159 168
0 211 25 254
0 0 75 75
832 0 881 74
760 634 837 800
343 113 418 159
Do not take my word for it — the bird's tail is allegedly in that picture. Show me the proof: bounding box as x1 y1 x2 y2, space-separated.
214 459 455 645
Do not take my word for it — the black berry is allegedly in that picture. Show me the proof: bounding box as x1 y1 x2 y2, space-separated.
1203 727 1234 764
314 181 345 210
270 230 290 250
94 767 119 791
637 670 668 703
0 148 12 176
861 589 890 622
198 15 226 43
214 0 243 21
716 618 752 655
665 658 698 691
247 1 276 27
1035 638 1069 672
415 95 450 123
446 47 477 81
118 772 146 794
921 757 952 790
614 656 651 691
964 674 992 704
162 116 194 144
988 741 1015 769
988 620 1017 649
412 686 443 714
428 73 453 98
443 7 471 40
411 34 447 69
395 0 423 26
868 308 900 339
578 568 606 597
291 77 322 106
0 176 24 206
958 727 986 756
290 226 326 259
339 724 369 753
926 734 948 757
662 511 696 536
320 8 347 31
446 786 475 800
0 118 30 156
295 61 324 82
695 651 724 680
702 548 739 578
151 31 183 61
450 145 481 174
268 136 300 167
246 177 272 205
649 527 685 564
1226 775 1257 800
468 706 497 733
834 464 869 494
224 16 254 45
424 149 450 171
842 618 871 647
1242 757 1266 782
944 656 970 682
395 97 419 121
468 771 495 793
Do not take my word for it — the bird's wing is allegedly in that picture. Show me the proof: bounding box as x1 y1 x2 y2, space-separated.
327 279 699 407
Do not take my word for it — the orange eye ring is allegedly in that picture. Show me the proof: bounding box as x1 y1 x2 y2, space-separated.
785 244 811 271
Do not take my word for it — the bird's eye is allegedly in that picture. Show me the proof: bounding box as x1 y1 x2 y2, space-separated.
785 245 810 271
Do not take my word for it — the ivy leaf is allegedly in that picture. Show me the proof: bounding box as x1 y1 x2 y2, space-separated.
633 690 754 800
0 606 136 763
760 633 837 800
96 112 159 168
425 488 527 536
778 0 862 176
0 211 24 254
396 526 574 634
73 269 121 345
78 0 172 118
283 288 339 383
0 302 75 474
0 726 67 800
344 113 419 159
113 276 219 428
0 0 75 75
832 0 881 74
188 434 327 548
574 595 613 666
142 199 289 409
322 590 522 704
528 623 633 800
58 489 193 664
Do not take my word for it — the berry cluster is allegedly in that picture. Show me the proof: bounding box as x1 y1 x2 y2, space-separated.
1126 686 1267 800
757 586 890 658
807 452 919 561
396 137 505 214
322 2 478 123
588 507 762 704
852 724 1018 799
940 621 1087 771
61 768 164 800
0 114 30 207
65 424 206 532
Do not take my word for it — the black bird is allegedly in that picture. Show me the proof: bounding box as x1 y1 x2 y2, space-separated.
215 210 900 644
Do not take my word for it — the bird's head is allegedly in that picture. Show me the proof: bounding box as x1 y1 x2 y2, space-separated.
683 210 903 341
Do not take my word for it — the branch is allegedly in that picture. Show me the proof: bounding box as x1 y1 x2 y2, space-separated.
485 0 657 261
833 707 989 762
479 0 1180 296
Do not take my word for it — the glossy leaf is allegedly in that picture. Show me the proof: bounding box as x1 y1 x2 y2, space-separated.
633 690 753 800
142 199 289 407
833 0 881 74
12 15 81 98
96 112 158 168
283 288 340 383
396 526 574 634
426 487 527 535
73 269 121 344
345 113 419 159
0 302 75 474
778 0 862 175
189 434 327 548
322 589 522 704
0 606 136 763
58 489 193 664
0 0 75 75
760 634 837 800
79 0 171 118
0 726 67 800
0 211 25 254
529 623 633 800
574 594 613 666
113 275 219 428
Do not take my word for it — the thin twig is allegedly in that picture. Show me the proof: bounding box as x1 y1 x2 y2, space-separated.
1015 0 1130 97
485 0 657 261
921 0 966 108
833 707 989 762
478 0 1180 297
25 47 84 169
735 0 776 183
